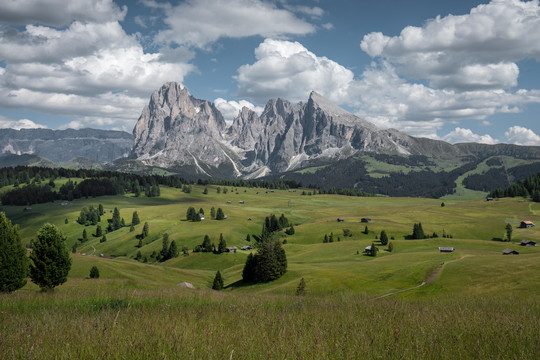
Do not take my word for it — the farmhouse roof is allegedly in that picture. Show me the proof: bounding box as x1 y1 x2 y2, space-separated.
438 247 455 252
502 249 519 255
520 239 537 246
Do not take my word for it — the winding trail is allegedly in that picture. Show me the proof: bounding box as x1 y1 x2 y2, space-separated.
90 245 96 256
372 256 467 300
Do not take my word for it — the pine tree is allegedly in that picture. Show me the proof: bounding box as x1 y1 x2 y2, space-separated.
130 224 135 232
64 218 68 224
505 223 513 242
72 242 78 253
82 229 88 242
137 238 143 248
370 242 377 257
100 235 107 243
217 233 227 254
202 235 213 252
89 266 99 279
295 278 306 296
388 242 394 252
242 253 256 282
199 208 204 215
168 240 179 259
134 181 141 197
203 187 208 194
29 223 71 291
141 222 149 239
186 206 196 221
131 211 140 226
98 204 104 216
135 250 142 261
246 234 251 242
210 206 216 219
0 212 28 292
363 226 369 234
212 270 224 290
323 234 328 243
412 223 426 239
380 230 388 246
159 233 170 261
95 225 102 237
110 207 121 231
216 208 225 220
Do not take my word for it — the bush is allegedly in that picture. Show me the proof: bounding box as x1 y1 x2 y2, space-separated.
89 266 100 279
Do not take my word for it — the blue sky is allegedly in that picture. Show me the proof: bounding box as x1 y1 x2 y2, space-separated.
1 0 540 145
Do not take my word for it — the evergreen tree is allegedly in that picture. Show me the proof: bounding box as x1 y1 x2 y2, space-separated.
29 223 71 291
95 225 102 237
134 180 141 197
168 240 179 259
506 223 513 242
141 222 149 239
217 233 227 254
295 278 306 296
98 204 104 216
388 242 394 252
323 234 328 243
137 238 143 248
202 235 213 252
370 242 377 257
363 226 369 234
72 242 78 253
210 206 216 219
212 270 224 290
533 189 540 203
89 266 99 279
121 218 126 227
159 234 170 261
380 230 388 246
246 234 251 242
242 253 257 282
109 207 121 231
441 202 445 207
130 224 135 232
65 218 68 224
186 206 196 221
135 250 142 261
82 229 88 242
100 235 107 243
203 187 208 194
412 223 426 239
285 225 295 235
216 208 225 220
0 212 28 292
131 211 140 226
199 208 204 215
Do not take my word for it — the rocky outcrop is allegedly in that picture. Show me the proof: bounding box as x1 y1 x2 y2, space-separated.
0 128 132 163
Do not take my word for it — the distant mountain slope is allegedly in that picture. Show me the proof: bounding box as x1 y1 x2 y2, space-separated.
0 128 133 163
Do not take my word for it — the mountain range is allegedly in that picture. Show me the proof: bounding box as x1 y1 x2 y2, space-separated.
2 81 540 197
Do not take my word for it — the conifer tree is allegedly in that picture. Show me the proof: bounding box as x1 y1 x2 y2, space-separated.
131 211 140 226
364 226 369 234
89 266 99 279
100 235 107 243
130 224 135 232
29 223 71 291
159 233 170 261
168 240 179 259
216 208 225 220
242 253 256 282
0 212 28 292
141 222 149 239
246 234 251 242
380 230 388 246
95 225 102 237
505 223 513 242
110 207 122 231
137 238 143 248
82 229 88 242
217 233 227 254
210 206 216 219
295 278 306 296
98 204 104 216
212 270 224 290
388 242 394 252
370 242 377 257
202 235 213 252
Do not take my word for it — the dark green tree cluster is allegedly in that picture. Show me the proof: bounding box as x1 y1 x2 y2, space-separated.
138 222 149 240
144 183 160 197
193 235 214 253
242 239 287 283
186 207 201 222
89 266 100 279
29 224 71 291
156 234 179 261
409 223 427 240
217 233 227 254
380 230 389 246
182 185 192 193
323 233 336 243
0 184 56 206
505 223 513 242
215 208 225 220
0 212 28 293
368 242 378 257
131 211 140 226
490 171 540 202
107 207 123 232
253 214 290 242
77 205 102 225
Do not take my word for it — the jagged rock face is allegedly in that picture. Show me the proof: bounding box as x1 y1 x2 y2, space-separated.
0 128 132 163
133 82 229 171
131 82 465 177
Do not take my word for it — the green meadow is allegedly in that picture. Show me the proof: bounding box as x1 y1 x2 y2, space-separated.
1 182 540 358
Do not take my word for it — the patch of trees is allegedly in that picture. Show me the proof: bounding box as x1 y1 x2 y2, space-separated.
242 239 287 283
251 214 290 242
465 162 540 192
0 212 28 292
77 205 103 225
322 232 340 243
0 184 57 206
199 178 303 190
490 170 540 202
155 234 179 262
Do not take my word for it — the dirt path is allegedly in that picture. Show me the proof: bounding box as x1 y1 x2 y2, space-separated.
90 245 96 256
372 256 466 300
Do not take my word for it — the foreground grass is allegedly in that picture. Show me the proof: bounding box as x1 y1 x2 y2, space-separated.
1 286 538 360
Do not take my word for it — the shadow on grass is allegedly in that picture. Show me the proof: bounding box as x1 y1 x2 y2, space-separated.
225 279 254 290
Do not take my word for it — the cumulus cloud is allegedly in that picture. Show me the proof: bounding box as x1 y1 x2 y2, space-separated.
360 0 540 91
214 98 264 124
0 116 48 130
504 126 540 145
154 0 315 49
0 18 195 131
236 39 354 104
0 0 127 26
443 127 499 144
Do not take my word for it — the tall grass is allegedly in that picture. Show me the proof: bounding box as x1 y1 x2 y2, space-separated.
1 287 538 359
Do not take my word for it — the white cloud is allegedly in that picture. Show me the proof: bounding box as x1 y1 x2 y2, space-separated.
236 39 354 104
0 116 48 130
0 19 195 130
504 125 540 145
0 0 127 26
360 0 540 91
443 127 499 144
155 0 315 49
214 98 264 124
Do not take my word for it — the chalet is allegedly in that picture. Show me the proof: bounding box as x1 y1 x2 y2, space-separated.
226 201 232 204
502 249 519 255
241 245 252 251
486 196 494 201
224 215 228 219
520 221 535 228
247 218 252 221
199 214 205 220
361 218 371 223
520 239 537 246
61 201 69 206
337 218 345 222
227 246 238 253
438 247 455 253
239 201 245 204
364 245 379 253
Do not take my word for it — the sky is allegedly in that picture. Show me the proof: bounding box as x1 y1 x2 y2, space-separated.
1 0 540 146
